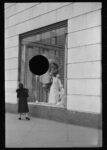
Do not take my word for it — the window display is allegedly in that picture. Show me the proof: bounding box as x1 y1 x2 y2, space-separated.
20 24 67 107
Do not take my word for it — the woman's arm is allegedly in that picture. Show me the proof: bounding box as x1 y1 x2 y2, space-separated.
16 89 20 98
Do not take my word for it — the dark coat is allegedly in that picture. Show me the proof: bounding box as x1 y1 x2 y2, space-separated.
16 88 29 113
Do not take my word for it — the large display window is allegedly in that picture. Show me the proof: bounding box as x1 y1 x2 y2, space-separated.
19 21 67 107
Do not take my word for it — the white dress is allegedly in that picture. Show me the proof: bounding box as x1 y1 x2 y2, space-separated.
48 77 61 104
56 87 66 106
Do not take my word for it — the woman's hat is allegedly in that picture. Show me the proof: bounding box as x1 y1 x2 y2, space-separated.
19 83 23 88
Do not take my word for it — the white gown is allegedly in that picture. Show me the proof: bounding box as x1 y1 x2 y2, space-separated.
48 77 61 104
56 87 66 106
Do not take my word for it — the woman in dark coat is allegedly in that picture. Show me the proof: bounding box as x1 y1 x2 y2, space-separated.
16 83 30 120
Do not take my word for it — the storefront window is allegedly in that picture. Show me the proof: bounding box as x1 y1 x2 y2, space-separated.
20 22 67 107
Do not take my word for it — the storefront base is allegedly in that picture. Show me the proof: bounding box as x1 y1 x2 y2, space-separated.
5 102 102 129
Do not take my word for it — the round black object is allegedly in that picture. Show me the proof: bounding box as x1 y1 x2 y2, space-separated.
29 55 49 75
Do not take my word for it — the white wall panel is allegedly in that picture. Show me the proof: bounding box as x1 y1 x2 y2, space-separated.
5 36 18 48
5 4 41 28
47 2 71 11
5 3 102 38
31 2 69 20
5 2 101 20
67 79 101 96
5 4 72 37
5 80 18 103
56 2 101 23
5 3 15 9
5 26 17 38
5 3 71 28
5 2 70 20
71 2 102 18
67 95 101 113
67 61 101 78
40 10 57 26
5 18 38 38
68 26 101 48
68 9 101 33
5 58 18 69
5 93 17 103
5 46 18 59
5 81 18 91
56 4 72 22
5 10 57 38
16 10 57 35
5 3 38 18
68 44 101 63
5 69 18 81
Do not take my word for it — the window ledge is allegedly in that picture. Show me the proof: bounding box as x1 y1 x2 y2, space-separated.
28 101 65 108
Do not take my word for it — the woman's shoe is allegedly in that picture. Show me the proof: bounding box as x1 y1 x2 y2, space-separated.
18 117 21 120
25 117 30 120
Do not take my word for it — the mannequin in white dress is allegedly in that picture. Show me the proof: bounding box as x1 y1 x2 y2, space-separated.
48 73 63 104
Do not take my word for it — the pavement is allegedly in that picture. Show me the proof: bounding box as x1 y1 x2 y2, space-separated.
5 113 102 148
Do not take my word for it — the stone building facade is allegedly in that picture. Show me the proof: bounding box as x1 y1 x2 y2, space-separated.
5 2 102 128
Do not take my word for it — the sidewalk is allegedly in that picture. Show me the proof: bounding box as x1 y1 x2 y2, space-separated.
5 113 102 147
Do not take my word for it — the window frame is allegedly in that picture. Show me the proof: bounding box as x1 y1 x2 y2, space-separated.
18 20 68 108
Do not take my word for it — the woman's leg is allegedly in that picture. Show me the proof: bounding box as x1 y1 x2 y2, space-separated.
18 113 22 120
25 113 30 120
25 113 28 117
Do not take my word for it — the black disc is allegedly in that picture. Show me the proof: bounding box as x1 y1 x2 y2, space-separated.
29 55 49 75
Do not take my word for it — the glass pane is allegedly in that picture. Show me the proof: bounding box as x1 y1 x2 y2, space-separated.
51 37 57 45
20 45 26 84
57 35 65 46
56 27 65 36
20 23 67 107
51 29 56 37
35 34 41 42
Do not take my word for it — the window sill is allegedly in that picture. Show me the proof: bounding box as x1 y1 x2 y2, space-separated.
28 101 65 108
